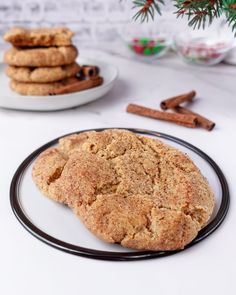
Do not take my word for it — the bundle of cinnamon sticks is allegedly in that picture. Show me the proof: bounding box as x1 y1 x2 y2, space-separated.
49 65 103 95
127 91 215 131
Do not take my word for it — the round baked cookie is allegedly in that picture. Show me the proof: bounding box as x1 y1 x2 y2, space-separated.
10 77 78 96
4 46 78 67
6 63 81 83
4 27 74 47
32 129 215 251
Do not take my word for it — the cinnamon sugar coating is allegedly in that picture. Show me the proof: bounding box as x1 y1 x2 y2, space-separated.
4 46 78 67
10 77 78 96
32 129 215 251
4 27 74 47
6 63 80 83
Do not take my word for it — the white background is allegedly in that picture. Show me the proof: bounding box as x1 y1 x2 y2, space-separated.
0 0 172 45
0 0 227 50
0 48 236 294
0 1 236 294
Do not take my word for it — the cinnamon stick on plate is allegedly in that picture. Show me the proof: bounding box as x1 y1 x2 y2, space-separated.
49 76 103 95
174 106 215 131
160 90 196 110
127 104 198 128
80 65 100 78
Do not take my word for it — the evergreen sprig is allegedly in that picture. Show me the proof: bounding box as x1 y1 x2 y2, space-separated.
131 0 236 33
133 0 164 21
223 0 236 31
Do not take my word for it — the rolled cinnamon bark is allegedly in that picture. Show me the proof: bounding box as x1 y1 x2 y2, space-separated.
80 65 100 78
174 106 215 131
127 104 198 128
49 76 103 95
160 91 196 110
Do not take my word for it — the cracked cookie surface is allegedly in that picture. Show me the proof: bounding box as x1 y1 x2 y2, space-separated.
32 129 215 251
10 77 78 96
6 63 80 83
4 27 74 47
4 45 78 67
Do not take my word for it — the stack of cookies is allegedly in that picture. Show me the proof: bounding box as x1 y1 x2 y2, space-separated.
3 27 81 96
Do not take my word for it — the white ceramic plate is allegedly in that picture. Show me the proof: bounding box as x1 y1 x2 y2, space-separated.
0 58 118 111
10 129 229 261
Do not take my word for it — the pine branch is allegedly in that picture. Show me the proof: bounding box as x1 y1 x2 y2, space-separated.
223 0 236 32
130 0 236 32
174 0 221 29
132 0 164 22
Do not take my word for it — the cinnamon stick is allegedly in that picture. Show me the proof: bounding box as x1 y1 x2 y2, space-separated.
174 106 215 131
160 91 196 110
80 65 100 78
127 104 198 128
49 76 103 95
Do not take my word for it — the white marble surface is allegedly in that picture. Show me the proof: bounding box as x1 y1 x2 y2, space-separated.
0 49 236 295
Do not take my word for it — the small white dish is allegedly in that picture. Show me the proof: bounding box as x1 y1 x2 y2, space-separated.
174 32 234 66
121 23 172 60
0 58 118 111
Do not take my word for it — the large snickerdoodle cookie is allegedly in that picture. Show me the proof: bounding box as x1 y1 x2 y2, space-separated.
4 46 78 67
4 27 74 47
6 63 80 83
32 129 215 251
10 77 78 96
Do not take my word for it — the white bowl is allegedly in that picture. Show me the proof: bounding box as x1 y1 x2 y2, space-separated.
174 33 234 66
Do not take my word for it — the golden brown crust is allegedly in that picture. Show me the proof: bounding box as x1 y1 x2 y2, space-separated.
4 27 74 47
82 196 199 250
32 129 215 251
32 148 67 203
10 77 78 96
6 63 81 83
4 46 78 67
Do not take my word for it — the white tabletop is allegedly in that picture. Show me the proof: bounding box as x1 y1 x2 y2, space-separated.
0 49 235 295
